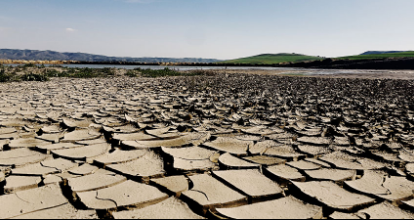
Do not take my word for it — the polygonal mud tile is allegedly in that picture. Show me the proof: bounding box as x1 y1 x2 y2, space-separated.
181 174 247 211
76 137 107 145
358 202 414 219
8 138 51 149
0 132 20 140
103 124 140 134
264 145 305 161
406 163 414 175
371 151 402 164
345 171 414 203
68 163 99 176
305 169 356 182
0 148 36 159
297 136 331 145
68 172 126 193
203 137 252 156
329 211 360 219
51 143 110 162
297 144 330 156
40 125 63 134
41 158 78 172
242 127 277 136
62 129 101 142
216 196 323 219
123 132 210 149
265 164 306 182
218 153 260 169
234 135 262 142
112 132 154 142
150 175 189 197
10 203 98 219
94 149 148 166
265 133 294 144
162 146 216 160
0 127 17 135
3 176 42 194
0 184 68 219
292 181 375 211
172 157 216 173
213 169 283 201
249 140 279 155
77 180 168 210
35 133 64 143
287 160 321 170
43 174 64 185
62 118 94 129
303 158 331 168
0 151 51 168
36 142 84 154
145 126 174 136
399 151 414 163
11 162 60 176
112 197 204 219
106 152 165 180
0 119 27 127
242 155 286 166
320 152 386 170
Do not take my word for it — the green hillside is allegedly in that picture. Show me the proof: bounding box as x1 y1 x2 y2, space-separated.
221 53 323 65
338 51 414 60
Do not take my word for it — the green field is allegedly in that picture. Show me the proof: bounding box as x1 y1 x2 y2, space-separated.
338 51 414 60
220 53 323 65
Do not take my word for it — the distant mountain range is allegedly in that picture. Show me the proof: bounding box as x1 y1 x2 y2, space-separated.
0 49 221 63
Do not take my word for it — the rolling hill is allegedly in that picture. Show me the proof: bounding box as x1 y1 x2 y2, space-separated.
360 51 407 55
338 51 414 60
0 49 221 63
220 53 323 65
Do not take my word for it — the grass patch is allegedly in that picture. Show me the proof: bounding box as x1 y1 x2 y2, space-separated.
134 67 200 78
58 67 115 78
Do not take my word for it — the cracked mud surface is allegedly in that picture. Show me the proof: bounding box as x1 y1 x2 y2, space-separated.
1 73 414 219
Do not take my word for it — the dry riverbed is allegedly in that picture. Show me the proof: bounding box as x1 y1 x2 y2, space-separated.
0 72 414 219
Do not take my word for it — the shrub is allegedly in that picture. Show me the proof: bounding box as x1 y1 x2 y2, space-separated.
73 68 96 78
136 67 201 78
45 69 69 77
125 70 138 77
0 66 11 82
22 63 37 68
20 73 49 82
101 67 115 75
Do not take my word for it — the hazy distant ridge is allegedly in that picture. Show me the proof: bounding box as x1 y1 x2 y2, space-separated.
0 49 221 63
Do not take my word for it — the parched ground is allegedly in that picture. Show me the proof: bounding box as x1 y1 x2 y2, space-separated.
1 73 414 219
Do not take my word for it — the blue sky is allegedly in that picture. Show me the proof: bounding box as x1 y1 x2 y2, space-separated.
0 0 413 59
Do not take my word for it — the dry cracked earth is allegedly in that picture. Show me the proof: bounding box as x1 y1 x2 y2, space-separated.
1 73 414 219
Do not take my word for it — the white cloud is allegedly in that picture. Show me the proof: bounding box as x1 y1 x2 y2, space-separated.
66 28 76 32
